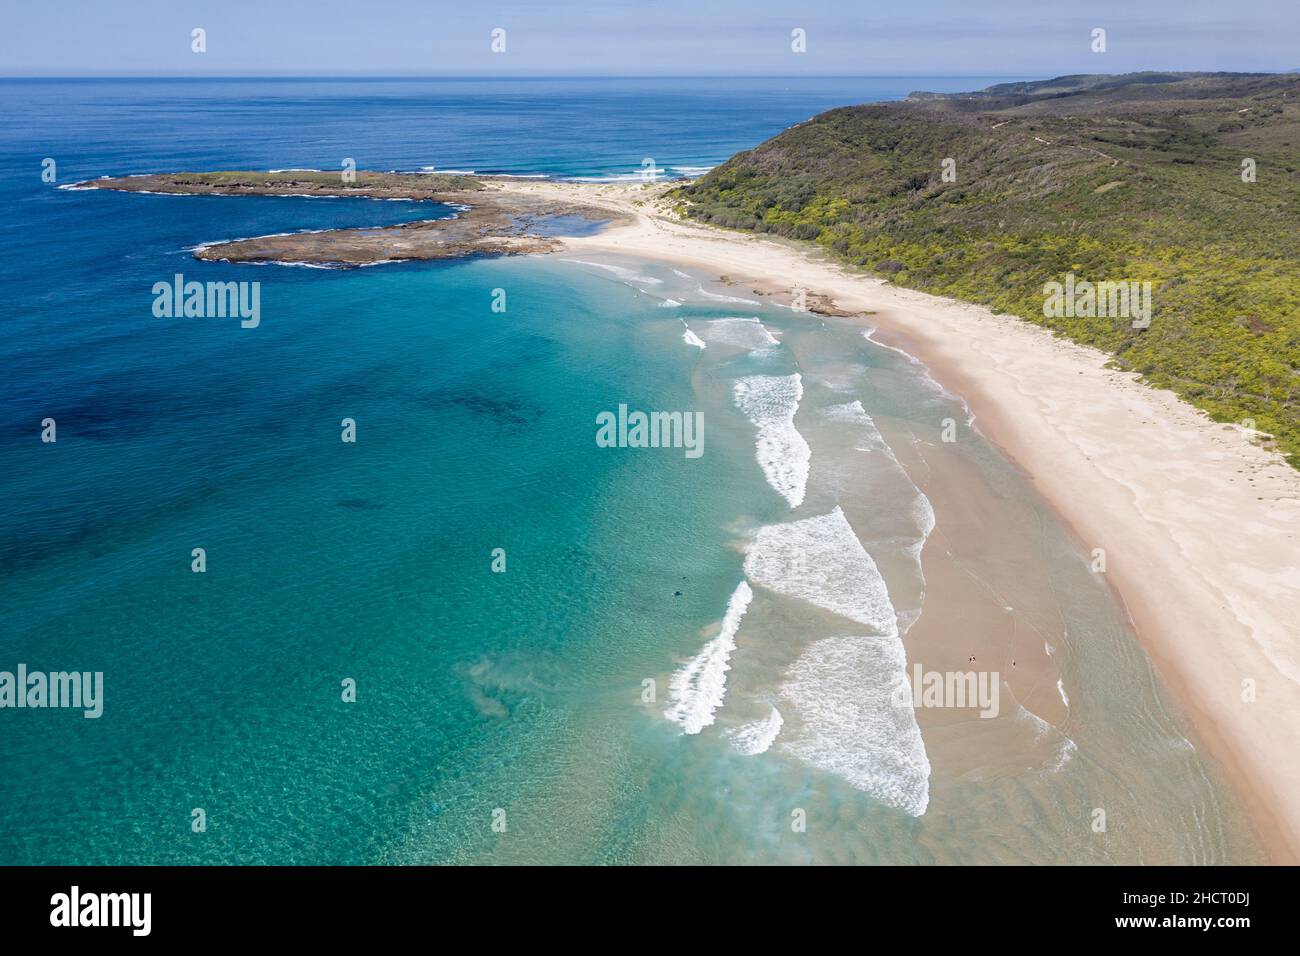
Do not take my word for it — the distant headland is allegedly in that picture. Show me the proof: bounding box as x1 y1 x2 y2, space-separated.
77 170 624 266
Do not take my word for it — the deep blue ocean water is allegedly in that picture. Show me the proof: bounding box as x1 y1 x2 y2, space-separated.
0 76 1020 181
0 77 1264 864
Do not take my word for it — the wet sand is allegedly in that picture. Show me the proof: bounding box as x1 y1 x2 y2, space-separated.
519 177 1300 862
91 168 1298 859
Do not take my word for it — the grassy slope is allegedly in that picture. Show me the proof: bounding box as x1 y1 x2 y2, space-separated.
677 73 1300 466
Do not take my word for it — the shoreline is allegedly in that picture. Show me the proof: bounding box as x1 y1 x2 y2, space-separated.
505 178 1300 861
79 169 1299 858
78 172 626 266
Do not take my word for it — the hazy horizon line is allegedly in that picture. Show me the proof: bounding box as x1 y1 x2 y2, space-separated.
6 69 1295 81
0 72 1038 80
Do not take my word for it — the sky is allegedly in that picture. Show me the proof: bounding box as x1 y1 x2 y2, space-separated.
1 0 1297 77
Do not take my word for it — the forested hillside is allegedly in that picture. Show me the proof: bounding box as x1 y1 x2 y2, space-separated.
677 73 1300 465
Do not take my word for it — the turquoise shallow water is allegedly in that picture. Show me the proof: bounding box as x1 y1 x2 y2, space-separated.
1 252 768 863
0 78 1266 864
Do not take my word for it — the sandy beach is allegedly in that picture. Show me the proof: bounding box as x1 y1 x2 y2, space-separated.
488 176 1300 862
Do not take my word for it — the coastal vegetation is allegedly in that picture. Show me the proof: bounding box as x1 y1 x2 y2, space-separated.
677 73 1300 466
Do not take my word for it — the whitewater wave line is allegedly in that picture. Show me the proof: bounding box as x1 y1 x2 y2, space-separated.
744 507 932 814
664 581 754 735
734 373 810 509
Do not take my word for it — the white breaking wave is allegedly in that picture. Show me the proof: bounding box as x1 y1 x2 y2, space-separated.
1057 678 1070 708
780 635 931 816
734 374 810 508
909 494 937 553
1013 697 1078 774
559 258 662 285
821 399 873 427
700 317 779 350
682 328 706 349
192 224 368 252
664 582 754 735
567 168 666 183
821 399 935 575
99 189 203 197
824 399 904 467
747 508 931 812
824 400 900 466
1047 738 1078 774
862 328 976 426
658 298 683 308
238 260 339 270
744 507 897 635
726 706 784 755
697 285 762 305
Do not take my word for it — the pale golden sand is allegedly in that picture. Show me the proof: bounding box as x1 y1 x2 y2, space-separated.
488 177 1300 861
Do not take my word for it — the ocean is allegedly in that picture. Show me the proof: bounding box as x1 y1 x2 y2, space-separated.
0 77 1265 863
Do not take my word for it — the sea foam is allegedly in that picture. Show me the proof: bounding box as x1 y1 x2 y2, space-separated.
744 507 897 635
696 286 762 306
862 329 976 426
821 399 934 567
664 581 753 735
726 706 784 755
700 317 779 350
733 373 810 509
559 258 663 285
779 635 931 816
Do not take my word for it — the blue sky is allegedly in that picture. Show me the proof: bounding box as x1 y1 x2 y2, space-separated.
2 0 1296 76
